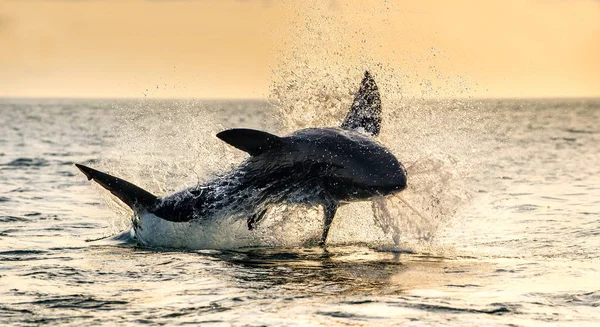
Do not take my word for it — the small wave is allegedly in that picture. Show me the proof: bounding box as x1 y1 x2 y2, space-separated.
0 250 47 256
540 291 600 308
43 151 87 157
57 170 76 177
446 284 482 288
161 303 230 318
409 302 514 315
29 294 128 309
9 187 32 193
565 128 595 134
317 310 375 320
511 204 540 212
0 250 48 261
570 291 600 307
0 216 31 223
2 157 50 167
551 137 577 142
0 306 34 317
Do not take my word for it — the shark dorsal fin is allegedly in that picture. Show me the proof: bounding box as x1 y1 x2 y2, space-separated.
216 128 284 156
341 71 382 136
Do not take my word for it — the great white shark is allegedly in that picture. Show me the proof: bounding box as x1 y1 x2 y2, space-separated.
76 71 407 249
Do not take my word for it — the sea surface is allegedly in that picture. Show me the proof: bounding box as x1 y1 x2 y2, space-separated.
0 97 599 326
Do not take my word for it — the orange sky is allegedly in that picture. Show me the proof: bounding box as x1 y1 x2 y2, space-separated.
0 0 599 98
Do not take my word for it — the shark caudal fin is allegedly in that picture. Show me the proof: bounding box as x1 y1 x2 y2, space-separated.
341 71 382 136
75 164 158 211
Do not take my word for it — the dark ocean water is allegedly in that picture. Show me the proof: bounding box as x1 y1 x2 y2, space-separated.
0 98 599 326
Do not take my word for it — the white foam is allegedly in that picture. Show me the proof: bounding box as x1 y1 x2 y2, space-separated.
133 212 262 250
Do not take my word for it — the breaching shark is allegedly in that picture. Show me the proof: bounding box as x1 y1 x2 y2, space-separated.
76 71 407 249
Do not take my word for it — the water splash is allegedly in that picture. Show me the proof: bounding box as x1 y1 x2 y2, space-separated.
264 2 481 250
89 99 254 235
85 1 485 249
88 99 479 251
372 155 473 253
268 2 478 133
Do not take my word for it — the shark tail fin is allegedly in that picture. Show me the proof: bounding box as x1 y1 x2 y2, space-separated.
341 71 382 136
75 164 158 211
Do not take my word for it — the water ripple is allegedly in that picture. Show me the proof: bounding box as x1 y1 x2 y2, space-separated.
21 295 129 310
2 158 50 167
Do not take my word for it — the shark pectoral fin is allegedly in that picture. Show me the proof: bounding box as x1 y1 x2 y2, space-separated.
247 208 267 230
341 71 382 137
75 164 158 211
216 128 284 156
319 201 339 247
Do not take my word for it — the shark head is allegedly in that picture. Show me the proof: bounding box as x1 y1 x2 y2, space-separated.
284 127 407 201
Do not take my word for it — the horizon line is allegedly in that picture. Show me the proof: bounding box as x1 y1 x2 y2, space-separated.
1 95 599 102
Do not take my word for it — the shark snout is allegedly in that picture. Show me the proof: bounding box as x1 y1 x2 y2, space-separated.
380 163 407 195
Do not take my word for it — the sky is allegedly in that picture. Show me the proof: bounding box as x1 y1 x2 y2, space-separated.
0 0 599 99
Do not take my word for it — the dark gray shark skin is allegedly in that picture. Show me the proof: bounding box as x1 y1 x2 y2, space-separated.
76 71 407 247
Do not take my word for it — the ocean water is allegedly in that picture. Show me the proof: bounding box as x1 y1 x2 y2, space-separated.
0 97 599 326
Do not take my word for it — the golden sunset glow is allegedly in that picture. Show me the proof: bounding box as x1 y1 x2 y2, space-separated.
1 0 599 98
